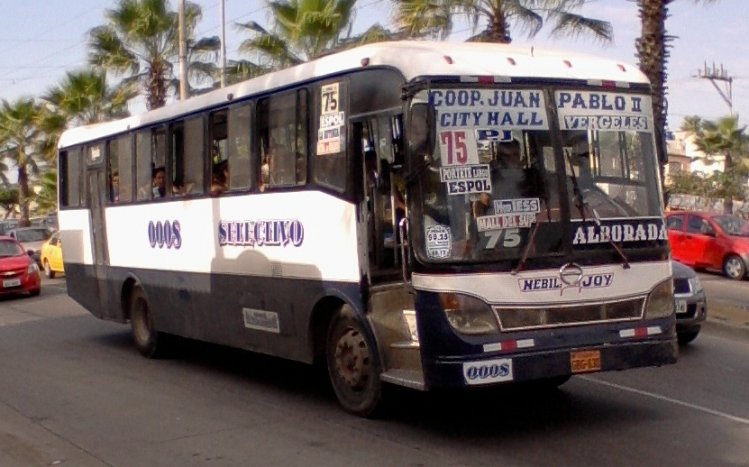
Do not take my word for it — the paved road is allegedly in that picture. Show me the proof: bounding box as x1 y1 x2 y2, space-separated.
1 277 748 466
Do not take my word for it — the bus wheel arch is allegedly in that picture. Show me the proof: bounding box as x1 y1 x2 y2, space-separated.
325 303 384 417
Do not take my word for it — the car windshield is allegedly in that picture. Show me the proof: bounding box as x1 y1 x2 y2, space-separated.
410 86 664 264
0 240 24 257
713 215 749 237
15 229 49 242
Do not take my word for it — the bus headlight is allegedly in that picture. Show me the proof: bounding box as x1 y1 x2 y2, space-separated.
439 293 499 335
644 279 674 319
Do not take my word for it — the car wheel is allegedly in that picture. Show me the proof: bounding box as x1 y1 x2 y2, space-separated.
723 255 746 280
43 260 56 279
129 286 166 358
29 288 41 297
678 330 700 345
326 305 384 417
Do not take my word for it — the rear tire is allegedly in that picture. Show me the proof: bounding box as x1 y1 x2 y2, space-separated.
43 260 55 279
326 305 383 417
129 286 165 358
723 255 746 280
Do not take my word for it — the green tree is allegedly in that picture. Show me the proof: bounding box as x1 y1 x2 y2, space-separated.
43 70 136 126
0 187 18 219
393 0 612 44
237 0 371 68
88 0 217 110
34 171 58 215
0 98 44 226
691 115 749 214
668 170 708 198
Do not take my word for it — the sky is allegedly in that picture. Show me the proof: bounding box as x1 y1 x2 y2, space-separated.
0 0 746 133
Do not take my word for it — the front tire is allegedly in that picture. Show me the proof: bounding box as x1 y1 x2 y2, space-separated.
43 260 55 279
723 254 746 280
326 305 383 417
678 330 700 345
129 286 165 358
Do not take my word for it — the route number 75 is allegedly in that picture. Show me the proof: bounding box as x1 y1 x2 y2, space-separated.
440 130 468 165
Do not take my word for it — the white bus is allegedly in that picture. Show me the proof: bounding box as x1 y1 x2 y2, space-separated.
57 41 677 416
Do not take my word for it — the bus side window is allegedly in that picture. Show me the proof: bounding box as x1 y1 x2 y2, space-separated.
135 130 152 200
209 110 228 196
106 135 133 203
171 117 205 196
257 89 308 191
226 103 252 191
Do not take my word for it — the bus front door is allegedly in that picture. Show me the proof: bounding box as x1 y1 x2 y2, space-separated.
353 116 405 284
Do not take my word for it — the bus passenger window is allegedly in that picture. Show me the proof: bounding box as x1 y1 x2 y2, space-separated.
210 110 229 196
257 89 308 191
227 103 251 191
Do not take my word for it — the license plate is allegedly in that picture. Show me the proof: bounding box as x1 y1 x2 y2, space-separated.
2 278 21 288
570 350 601 374
675 299 687 314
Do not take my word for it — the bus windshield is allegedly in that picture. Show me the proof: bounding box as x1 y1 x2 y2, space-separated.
411 86 663 264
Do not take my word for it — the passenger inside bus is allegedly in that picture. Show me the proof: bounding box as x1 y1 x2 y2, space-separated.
210 160 229 195
110 170 119 202
152 166 166 198
472 139 529 217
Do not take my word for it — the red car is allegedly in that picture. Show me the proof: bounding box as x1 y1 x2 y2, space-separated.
666 211 749 280
0 235 41 296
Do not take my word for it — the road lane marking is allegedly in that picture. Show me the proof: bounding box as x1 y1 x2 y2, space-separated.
580 376 749 426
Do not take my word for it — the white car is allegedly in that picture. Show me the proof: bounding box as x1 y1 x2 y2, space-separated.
7 227 52 265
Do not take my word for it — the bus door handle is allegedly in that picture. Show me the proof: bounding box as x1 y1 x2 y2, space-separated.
399 217 410 283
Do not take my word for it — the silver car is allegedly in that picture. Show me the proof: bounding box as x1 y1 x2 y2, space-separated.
672 260 707 345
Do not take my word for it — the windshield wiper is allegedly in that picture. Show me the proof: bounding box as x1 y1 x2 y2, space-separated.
564 151 630 270
512 170 551 275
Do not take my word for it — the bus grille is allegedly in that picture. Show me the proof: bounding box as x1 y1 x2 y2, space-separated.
493 297 645 331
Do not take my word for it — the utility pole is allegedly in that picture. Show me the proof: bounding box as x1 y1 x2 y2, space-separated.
178 0 189 100
220 0 226 88
698 62 733 116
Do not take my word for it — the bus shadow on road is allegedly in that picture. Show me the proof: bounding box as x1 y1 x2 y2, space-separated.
93 327 655 435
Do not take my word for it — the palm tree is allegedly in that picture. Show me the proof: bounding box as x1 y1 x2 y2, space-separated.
237 0 359 68
691 115 749 214
0 98 44 226
88 0 217 110
34 171 58 215
43 70 136 126
393 0 612 44
635 0 719 175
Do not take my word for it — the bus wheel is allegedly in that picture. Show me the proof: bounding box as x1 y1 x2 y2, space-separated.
129 286 164 358
326 305 383 417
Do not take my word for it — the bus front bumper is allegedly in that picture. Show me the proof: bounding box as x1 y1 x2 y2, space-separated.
424 337 678 389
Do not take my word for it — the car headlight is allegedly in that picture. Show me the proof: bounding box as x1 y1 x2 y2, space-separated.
439 293 499 335
644 279 674 319
27 262 39 274
688 276 703 294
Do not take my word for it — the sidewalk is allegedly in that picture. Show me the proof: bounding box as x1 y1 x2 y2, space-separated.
706 299 749 330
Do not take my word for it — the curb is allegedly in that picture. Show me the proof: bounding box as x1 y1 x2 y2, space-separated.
706 299 749 330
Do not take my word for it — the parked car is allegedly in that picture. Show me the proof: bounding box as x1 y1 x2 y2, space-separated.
40 231 64 278
0 219 19 236
671 260 707 345
7 227 52 265
0 236 41 297
666 211 749 280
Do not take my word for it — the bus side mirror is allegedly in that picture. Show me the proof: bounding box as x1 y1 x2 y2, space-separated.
407 103 435 158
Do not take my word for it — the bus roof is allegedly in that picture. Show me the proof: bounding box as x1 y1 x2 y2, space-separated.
58 40 649 149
